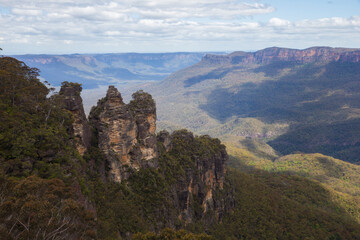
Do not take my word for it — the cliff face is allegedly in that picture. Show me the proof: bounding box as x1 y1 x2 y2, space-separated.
202 47 360 65
60 83 231 224
60 82 91 155
159 130 232 224
89 86 158 182
129 90 158 162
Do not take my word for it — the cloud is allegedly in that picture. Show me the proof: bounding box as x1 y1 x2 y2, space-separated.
268 18 291 27
11 8 43 16
1 0 275 20
296 16 360 28
0 0 360 53
0 1 274 42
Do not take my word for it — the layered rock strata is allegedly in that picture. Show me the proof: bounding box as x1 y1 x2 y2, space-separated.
202 47 360 65
89 86 158 182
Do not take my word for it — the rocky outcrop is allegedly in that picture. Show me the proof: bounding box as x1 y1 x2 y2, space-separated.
202 47 360 66
60 82 91 155
129 90 158 161
89 86 158 182
59 82 232 225
165 130 232 223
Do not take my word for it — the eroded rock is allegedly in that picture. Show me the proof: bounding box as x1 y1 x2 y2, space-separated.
89 86 158 182
60 82 91 155
167 130 231 223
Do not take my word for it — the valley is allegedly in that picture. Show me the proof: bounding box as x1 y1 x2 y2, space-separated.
140 47 360 163
13 52 211 89
3 0 360 238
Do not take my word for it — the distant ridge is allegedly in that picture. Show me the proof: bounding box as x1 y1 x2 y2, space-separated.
202 46 360 65
142 46 360 163
11 52 212 88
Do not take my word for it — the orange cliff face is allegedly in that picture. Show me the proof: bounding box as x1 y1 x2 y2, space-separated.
89 86 158 182
202 47 360 66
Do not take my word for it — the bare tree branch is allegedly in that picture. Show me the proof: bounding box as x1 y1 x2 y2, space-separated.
16 217 29 231
9 218 18 234
35 228 41 240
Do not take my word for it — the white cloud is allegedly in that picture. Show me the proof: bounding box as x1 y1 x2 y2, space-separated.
12 8 43 16
12 38 29 43
1 0 360 53
268 18 291 27
296 16 360 28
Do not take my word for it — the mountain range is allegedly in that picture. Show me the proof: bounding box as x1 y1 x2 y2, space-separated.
141 46 360 164
12 52 211 89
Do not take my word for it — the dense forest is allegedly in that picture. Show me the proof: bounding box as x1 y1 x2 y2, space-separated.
1 56 360 239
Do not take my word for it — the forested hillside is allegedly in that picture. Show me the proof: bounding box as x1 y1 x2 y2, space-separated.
2 56 360 239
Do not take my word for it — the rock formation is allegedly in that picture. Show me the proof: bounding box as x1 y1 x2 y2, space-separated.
89 86 158 182
60 82 231 224
60 82 91 155
202 47 360 66
160 130 232 223
129 90 158 161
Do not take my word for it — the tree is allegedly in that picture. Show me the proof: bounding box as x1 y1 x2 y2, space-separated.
0 176 96 240
0 56 74 178
133 228 212 240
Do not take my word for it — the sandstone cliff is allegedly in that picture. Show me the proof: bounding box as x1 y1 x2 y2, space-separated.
89 86 158 182
59 82 231 227
202 47 360 65
158 130 232 224
60 82 91 155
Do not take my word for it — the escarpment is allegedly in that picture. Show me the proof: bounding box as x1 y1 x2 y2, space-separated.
202 47 360 65
89 86 158 182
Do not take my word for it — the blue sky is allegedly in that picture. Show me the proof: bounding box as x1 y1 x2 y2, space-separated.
0 0 359 54
255 0 359 21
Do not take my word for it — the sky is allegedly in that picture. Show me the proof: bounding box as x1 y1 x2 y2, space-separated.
0 0 360 54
